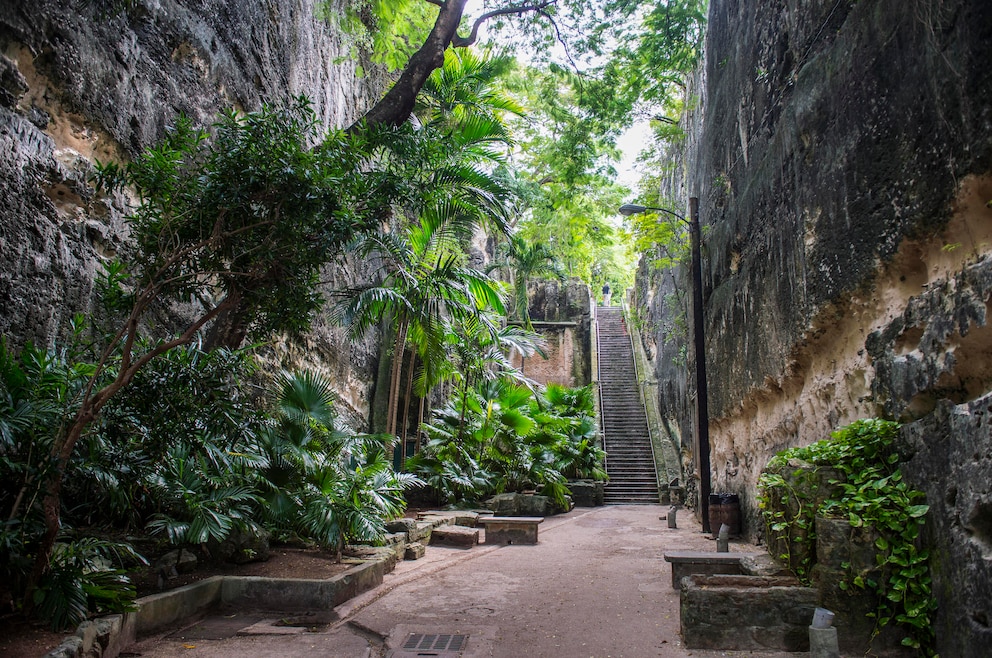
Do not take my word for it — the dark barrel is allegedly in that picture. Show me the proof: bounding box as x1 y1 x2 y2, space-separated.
708 493 741 538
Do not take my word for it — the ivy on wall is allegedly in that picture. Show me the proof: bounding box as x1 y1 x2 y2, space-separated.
757 419 935 654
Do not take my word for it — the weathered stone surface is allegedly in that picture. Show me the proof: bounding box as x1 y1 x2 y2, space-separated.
404 542 426 560
900 396 992 658
384 518 418 534
635 10 992 633
680 574 816 651
408 521 434 544
510 278 592 386
663 550 752 589
155 548 198 575
569 480 605 507
738 553 790 578
479 516 543 545
0 0 386 430
429 525 479 548
342 545 398 574
811 516 894 655
867 257 992 422
486 493 557 517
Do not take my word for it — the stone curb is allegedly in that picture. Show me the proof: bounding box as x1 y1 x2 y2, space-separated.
43 554 391 658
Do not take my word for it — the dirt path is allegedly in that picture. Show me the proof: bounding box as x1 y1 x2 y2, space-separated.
128 505 801 657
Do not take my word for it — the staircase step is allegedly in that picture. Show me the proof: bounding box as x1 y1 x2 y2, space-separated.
597 308 659 505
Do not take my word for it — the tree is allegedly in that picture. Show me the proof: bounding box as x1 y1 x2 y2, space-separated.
21 100 398 606
355 0 557 129
339 213 507 446
488 235 564 327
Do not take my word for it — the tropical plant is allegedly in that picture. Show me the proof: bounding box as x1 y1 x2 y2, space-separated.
299 434 420 560
145 442 262 546
408 380 602 508
32 538 146 631
488 235 565 327
23 98 403 603
757 419 935 654
250 370 421 559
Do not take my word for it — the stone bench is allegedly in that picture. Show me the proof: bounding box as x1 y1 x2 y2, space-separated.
663 551 758 589
478 516 544 544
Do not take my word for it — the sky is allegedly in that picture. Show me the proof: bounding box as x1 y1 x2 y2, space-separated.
616 120 651 191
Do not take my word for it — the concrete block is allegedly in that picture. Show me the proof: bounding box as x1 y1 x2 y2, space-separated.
385 518 417 533
479 516 543 545
663 550 754 589
408 522 435 543
429 525 479 548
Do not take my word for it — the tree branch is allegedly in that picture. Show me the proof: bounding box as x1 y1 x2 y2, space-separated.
451 0 558 47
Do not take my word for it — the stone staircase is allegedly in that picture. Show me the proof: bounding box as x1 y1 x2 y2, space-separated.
597 307 659 504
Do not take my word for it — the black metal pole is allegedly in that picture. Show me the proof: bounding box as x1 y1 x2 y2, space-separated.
688 197 711 533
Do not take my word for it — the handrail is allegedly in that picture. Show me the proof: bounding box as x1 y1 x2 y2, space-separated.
620 298 665 502
591 300 605 473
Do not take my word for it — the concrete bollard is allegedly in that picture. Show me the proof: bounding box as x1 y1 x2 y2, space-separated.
809 607 840 658
667 505 678 528
716 523 730 552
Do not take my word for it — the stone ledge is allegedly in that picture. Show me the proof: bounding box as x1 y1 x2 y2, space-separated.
43 554 391 658
429 525 479 548
478 516 544 545
663 551 759 589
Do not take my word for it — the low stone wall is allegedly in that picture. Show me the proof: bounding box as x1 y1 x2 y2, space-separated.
680 574 816 651
44 558 388 658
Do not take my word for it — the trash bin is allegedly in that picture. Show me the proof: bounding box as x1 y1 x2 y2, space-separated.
708 493 741 538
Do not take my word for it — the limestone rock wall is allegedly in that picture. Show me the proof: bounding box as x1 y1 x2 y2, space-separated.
0 0 385 426
635 1 992 652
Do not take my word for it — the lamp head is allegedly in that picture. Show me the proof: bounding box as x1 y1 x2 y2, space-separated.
618 203 648 216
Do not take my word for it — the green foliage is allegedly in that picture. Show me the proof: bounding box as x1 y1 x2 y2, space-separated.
328 0 437 73
408 380 603 507
33 538 146 631
145 442 262 545
0 330 96 600
94 98 391 347
250 370 421 553
757 419 935 654
488 235 565 326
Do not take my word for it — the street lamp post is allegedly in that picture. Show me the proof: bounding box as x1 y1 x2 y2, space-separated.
619 199 711 533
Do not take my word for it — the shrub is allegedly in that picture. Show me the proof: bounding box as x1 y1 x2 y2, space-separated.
757 419 934 654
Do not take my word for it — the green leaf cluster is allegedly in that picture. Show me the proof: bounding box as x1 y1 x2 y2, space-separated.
408 381 604 508
757 419 935 654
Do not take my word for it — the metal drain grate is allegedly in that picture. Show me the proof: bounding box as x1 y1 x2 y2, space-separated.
394 633 468 656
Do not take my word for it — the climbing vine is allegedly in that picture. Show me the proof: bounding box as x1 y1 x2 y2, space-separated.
757 419 935 654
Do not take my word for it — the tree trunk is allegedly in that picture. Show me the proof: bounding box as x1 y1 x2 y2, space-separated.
23 298 229 609
203 290 247 350
400 351 417 466
386 321 408 439
355 0 468 129
416 394 426 454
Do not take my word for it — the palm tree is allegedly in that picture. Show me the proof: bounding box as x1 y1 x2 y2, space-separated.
338 47 525 453
251 370 420 560
338 214 507 450
489 234 565 328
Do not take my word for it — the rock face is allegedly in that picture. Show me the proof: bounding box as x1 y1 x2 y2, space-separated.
0 0 385 426
635 1 992 653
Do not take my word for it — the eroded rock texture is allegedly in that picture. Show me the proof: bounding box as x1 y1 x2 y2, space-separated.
901 396 992 656
636 1 992 653
0 0 384 425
